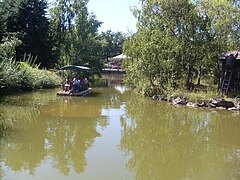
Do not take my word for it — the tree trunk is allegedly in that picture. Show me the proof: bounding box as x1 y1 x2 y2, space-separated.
197 66 202 86
186 65 193 90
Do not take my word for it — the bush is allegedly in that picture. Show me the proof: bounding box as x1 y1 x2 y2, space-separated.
0 37 61 95
0 60 61 95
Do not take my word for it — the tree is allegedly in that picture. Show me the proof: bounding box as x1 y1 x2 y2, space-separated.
123 0 240 95
98 30 126 62
0 0 7 41
73 0 102 72
2 0 53 68
49 0 75 66
124 0 201 94
50 0 102 73
196 0 240 86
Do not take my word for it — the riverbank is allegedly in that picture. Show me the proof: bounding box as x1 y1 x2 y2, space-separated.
152 90 240 112
0 60 61 96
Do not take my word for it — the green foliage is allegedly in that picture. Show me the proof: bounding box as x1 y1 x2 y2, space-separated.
1 0 53 68
50 0 102 73
0 59 61 95
0 0 7 40
1 0 125 72
17 60 61 89
98 30 126 61
0 36 22 61
123 0 240 96
0 37 61 95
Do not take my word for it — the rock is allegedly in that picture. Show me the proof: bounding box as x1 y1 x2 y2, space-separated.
168 95 178 102
209 98 234 109
228 107 240 111
160 95 168 101
152 95 159 100
224 101 235 109
152 95 166 101
196 101 206 107
236 101 240 108
172 97 181 105
172 97 187 105
208 103 217 108
186 102 197 108
216 106 225 110
209 98 225 106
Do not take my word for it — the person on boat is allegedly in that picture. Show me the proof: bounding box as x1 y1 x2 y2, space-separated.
63 79 70 92
84 77 89 89
70 78 80 93
79 77 85 91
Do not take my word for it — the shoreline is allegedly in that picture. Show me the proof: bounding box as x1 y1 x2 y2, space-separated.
152 94 240 112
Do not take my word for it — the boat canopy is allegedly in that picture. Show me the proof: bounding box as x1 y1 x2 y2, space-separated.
60 65 90 70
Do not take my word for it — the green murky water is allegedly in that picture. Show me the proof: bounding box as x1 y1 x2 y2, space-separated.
0 75 240 180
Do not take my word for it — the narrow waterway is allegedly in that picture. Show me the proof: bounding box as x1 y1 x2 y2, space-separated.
0 74 240 180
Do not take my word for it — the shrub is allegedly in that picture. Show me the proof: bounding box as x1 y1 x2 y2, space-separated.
0 36 61 95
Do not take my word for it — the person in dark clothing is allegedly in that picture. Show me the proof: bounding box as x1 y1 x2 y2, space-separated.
70 78 80 93
226 53 238 69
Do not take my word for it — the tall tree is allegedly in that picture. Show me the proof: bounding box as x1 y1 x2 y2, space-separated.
50 0 75 66
50 0 102 73
124 0 202 93
73 0 102 72
123 0 240 95
2 0 53 67
0 0 6 41
196 0 240 85
98 30 126 62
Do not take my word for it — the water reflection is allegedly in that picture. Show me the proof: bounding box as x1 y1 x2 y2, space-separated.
120 93 240 179
0 92 45 136
45 117 101 175
1 75 240 179
0 88 121 178
101 74 124 88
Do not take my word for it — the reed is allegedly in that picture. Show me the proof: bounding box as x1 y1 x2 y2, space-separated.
0 56 61 95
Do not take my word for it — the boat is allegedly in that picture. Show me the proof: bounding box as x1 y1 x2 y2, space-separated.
57 88 92 96
57 65 91 97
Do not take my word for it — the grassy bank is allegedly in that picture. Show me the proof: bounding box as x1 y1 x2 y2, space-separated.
0 37 61 95
0 59 61 95
131 74 239 107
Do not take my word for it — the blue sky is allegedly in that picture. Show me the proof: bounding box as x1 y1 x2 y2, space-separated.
88 0 140 33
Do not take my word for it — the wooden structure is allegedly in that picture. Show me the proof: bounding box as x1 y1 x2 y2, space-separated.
105 54 126 69
102 68 126 74
57 88 92 96
219 51 240 93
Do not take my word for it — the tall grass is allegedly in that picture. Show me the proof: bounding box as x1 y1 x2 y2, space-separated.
0 37 61 95
0 56 61 95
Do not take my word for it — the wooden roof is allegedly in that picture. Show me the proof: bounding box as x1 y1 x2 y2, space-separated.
219 51 240 61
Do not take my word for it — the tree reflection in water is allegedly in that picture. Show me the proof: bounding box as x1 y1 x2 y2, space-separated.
0 89 111 176
1 86 240 179
120 93 240 179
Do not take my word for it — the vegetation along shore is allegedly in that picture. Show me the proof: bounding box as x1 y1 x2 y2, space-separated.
122 0 240 109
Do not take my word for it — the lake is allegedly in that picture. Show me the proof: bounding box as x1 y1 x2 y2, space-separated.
0 74 240 180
